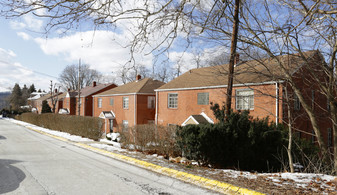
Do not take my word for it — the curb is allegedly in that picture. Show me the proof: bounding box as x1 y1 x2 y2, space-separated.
26 126 264 195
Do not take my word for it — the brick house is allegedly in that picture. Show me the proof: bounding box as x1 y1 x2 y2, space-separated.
63 82 117 116
155 50 333 147
93 76 165 134
34 91 64 114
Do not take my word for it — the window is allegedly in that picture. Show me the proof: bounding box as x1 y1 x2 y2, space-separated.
311 130 315 143
110 98 114 106
122 120 128 132
327 98 331 111
123 97 129 109
148 96 155 109
98 98 102 108
236 89 254 110
197 93 209 105
328 128 332 147
168 93 178 108
294 94 300 110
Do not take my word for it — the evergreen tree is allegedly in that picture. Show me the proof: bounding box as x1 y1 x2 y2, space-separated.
28 84 36 94
21 84 29 105
9 83 23 110
41 100 52 113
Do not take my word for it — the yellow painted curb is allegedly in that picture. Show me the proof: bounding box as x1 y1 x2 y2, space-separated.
25 125 264 195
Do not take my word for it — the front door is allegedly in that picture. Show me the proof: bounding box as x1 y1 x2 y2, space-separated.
109 119 113 133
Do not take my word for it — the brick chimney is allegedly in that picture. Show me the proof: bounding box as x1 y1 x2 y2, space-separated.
136 75 141 81
92 81 97 87
54 89 58 93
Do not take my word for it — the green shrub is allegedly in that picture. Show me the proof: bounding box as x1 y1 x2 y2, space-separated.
16 113 103 140
176 110 286 172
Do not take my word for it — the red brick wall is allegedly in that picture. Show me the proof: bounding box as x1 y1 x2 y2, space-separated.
157 84 281 126
93 94 156 132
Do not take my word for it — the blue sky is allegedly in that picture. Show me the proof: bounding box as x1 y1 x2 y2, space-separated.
0 14 157 92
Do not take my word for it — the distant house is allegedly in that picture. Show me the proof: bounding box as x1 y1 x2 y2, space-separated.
34 91 64 114
63 82 117 116
93 76 165 134
155 50 332 146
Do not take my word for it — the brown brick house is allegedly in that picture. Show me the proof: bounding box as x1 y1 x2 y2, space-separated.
63 82 117 116
93 76 165 134
34 92 65 114
155 50 333 147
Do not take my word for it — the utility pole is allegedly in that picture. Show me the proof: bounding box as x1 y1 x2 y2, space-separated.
225 0 240 118
78 59 81 116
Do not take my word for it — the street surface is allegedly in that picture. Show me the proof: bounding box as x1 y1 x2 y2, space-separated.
0 118 217 195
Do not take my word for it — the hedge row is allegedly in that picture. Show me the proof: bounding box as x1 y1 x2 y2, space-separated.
176 111 286 172
15 113 103 140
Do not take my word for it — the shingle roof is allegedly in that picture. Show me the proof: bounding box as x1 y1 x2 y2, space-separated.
191 115 210 124
36 92 64 101
67 83 116 97
157 50 321 90
96 78 165 96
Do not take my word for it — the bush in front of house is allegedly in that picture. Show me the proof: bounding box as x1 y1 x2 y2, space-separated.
176 110 286 172
119 124 180 158
16 113 103 140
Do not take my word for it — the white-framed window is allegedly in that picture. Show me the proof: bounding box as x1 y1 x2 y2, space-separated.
110 98 114 106
98 98 102 108
294 94 301 111
328 128 332 147
236 89 254 110
148 96 155 109
197 92 209 105
123 97 129 109
168 93 178 108
122 120 128 132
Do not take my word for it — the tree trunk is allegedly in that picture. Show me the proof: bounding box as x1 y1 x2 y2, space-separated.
284 86 294 173
225 0 240 118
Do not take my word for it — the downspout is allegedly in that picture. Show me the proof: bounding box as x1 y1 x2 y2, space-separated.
134 94 137 126
275 82 279 125
155 91 158 125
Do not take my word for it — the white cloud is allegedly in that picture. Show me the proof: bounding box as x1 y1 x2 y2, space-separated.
0 48 52 92
17 32 31 40
10 14 43 31
34 30 154 80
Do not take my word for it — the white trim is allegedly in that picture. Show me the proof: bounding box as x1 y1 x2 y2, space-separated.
134 94 137 126
155 91 158 125
181 116 199 126
93 92 155 98
200 112 214 124
155 81 284 92
275 82 279 125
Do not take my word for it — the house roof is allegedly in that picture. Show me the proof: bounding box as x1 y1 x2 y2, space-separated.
157 50 321 91
67 83 117 97
36 92 64 101
96 78 165 96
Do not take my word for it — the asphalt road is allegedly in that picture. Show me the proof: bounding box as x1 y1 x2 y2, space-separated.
0 118 217 195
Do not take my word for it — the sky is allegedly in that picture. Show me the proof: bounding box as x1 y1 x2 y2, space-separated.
0 2 230 93
0 14 156 92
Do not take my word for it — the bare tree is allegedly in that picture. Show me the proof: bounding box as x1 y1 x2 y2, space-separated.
49 80 60 113
2 0 337 173
59 64 102 90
